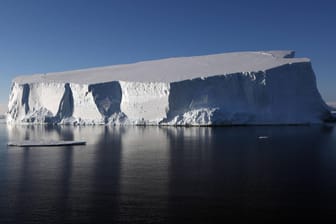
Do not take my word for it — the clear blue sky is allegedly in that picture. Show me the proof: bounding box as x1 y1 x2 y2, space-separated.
0 0 335 105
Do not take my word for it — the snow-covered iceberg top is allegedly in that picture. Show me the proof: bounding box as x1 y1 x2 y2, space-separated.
7 50 331 125
14 50 302 84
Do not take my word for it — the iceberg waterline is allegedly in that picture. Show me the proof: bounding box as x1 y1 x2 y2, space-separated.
7 51 331 125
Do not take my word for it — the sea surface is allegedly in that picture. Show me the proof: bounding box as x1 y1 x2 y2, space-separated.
1 123 336 223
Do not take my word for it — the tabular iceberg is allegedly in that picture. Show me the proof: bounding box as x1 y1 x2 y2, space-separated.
7 50 331 125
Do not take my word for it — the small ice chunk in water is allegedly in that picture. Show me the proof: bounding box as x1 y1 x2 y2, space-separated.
8 140 86 147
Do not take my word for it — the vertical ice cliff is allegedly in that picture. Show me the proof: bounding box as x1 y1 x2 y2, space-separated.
7 50 331 125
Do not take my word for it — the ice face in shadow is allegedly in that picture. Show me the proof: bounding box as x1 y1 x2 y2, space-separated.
21 84 30 114
6 50 332 125
54 83 74 122
165 72 269 125
89 82 124 123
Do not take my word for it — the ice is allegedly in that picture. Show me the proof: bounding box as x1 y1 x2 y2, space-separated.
7 140 86 147
12 50 304 84
6 50 332 126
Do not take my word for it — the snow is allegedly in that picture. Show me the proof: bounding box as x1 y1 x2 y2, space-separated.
7 140 86 147
327 102 336 110
13 50 305 84
7 50 332 126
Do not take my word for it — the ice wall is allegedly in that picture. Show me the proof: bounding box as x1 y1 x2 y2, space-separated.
7 51 331 125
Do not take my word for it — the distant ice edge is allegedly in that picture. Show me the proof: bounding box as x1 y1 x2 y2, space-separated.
7 61 331 126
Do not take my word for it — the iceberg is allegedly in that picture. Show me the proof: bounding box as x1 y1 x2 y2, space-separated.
7 50 331 126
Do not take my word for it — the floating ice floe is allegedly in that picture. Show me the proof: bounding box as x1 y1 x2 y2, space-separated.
7 140 86 147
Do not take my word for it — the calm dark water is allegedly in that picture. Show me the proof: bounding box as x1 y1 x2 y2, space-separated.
1 124 336 223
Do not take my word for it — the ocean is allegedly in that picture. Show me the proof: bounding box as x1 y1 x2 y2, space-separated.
0 123 336 223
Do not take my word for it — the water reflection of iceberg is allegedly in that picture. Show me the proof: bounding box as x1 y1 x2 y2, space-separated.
2 124 336 223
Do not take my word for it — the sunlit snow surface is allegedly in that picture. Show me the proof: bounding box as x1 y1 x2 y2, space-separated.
7 50 331 125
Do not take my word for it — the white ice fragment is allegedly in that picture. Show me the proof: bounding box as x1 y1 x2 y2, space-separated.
7 140 86 147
